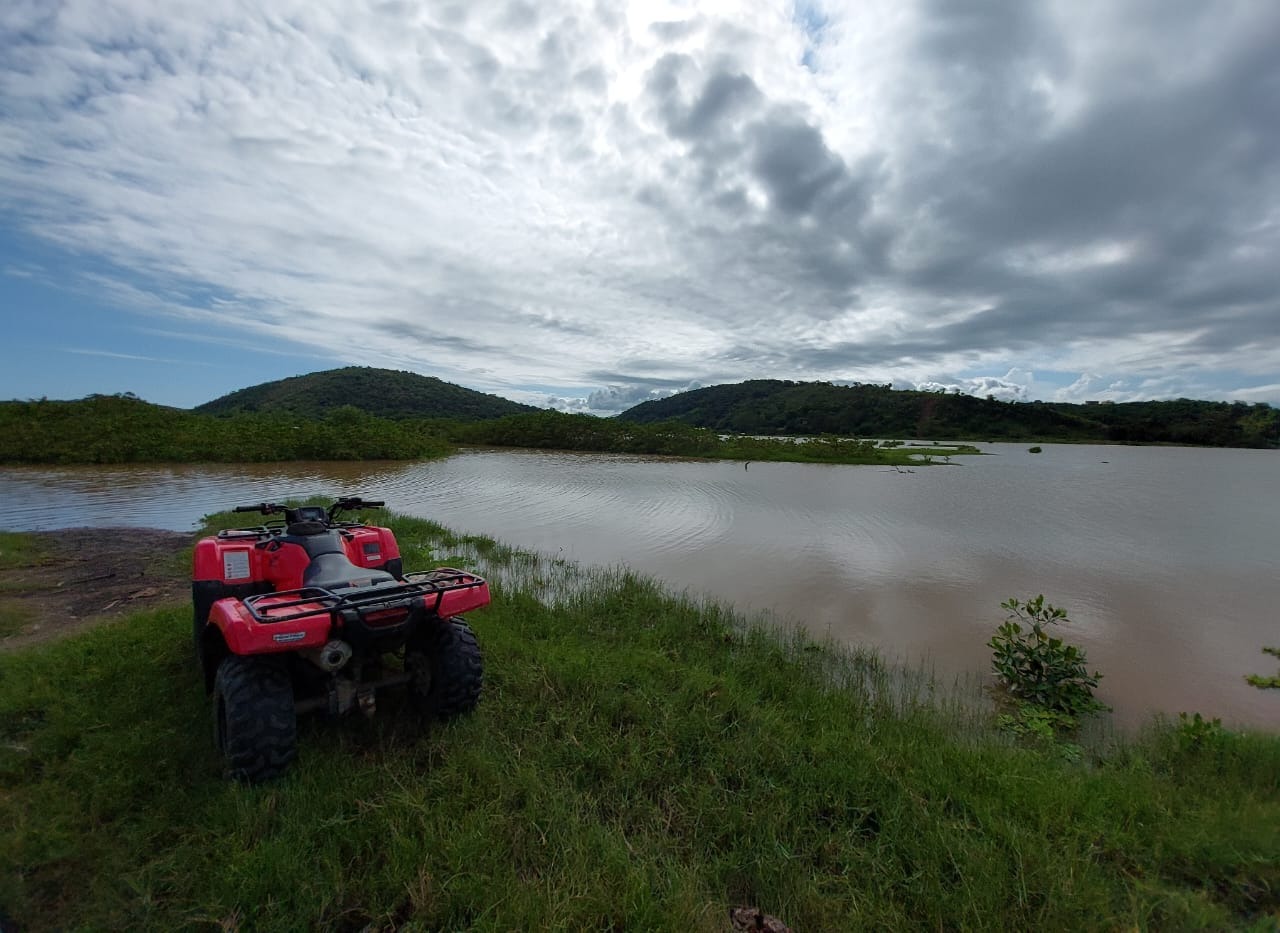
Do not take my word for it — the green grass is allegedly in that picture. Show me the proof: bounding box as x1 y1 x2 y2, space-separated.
0 533 49 637
0 532 48 571
2 514 1279 930
0 599 34 638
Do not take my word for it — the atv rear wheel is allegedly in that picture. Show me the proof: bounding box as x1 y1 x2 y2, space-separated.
407 617 483 719
213 655 297 783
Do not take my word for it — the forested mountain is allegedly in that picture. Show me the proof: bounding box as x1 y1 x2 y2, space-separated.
617 380 1280 448
196 367 535 420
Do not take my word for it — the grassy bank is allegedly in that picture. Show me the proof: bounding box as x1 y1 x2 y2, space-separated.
2 514 1278 930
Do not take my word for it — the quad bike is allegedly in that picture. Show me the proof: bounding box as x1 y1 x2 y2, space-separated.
192 496 489 782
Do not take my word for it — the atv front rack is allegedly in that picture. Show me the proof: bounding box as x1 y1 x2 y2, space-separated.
242 569 488 626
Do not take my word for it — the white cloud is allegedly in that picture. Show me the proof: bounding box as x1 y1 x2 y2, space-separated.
534 381 700 415
1 0 1277 407
62 347 210 366
544 395 593 414
1225 384 1280 405
910 369 1030 402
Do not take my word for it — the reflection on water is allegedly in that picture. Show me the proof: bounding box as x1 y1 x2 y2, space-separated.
3 443 1278 729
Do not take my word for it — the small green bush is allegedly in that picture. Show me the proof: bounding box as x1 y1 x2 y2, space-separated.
1176 712 1226 751
988 596 1106 718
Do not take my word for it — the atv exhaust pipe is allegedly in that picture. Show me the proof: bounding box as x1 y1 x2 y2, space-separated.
304 639 353 673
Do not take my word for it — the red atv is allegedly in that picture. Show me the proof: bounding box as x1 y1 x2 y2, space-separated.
192 497 489 782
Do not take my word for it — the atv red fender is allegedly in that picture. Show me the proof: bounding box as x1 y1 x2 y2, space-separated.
208 595 331 654
206 570 491 656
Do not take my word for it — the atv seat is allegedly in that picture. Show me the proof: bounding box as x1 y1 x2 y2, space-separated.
303 552 396 591
287 520 329 536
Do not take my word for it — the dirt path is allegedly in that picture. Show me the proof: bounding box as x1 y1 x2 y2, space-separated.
0 528 193 651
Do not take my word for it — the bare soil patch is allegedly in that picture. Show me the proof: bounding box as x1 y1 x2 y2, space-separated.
0 527 192 651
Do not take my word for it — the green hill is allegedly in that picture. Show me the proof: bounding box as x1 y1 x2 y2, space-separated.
617 380 1280 448
195 367 536 421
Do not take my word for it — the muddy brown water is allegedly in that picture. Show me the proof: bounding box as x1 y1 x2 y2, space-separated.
3 443 1277 730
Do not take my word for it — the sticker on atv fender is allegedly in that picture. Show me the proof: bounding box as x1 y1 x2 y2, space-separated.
222 549 251 580
272 631 307 644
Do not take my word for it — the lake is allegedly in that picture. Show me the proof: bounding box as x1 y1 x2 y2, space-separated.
3 443 1277 729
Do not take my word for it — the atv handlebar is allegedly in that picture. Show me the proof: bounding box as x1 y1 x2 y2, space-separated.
332 497 384 510
230 497 385 521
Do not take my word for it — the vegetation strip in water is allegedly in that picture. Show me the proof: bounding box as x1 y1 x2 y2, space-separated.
1 509 1277 930
444 410 981 464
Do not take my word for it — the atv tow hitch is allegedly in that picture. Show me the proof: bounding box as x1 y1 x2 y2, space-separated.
293 670 414 716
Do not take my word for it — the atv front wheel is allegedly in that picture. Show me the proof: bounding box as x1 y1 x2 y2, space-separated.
407 617 483 719
213 655 297 783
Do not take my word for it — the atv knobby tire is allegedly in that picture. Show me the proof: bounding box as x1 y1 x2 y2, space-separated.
408 617 483 719
213 655 297 783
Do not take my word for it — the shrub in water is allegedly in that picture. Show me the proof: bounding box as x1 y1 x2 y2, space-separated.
1246 646 1280 689
988 596 1106 718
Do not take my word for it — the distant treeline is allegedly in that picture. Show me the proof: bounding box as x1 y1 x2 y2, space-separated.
6 384 1274 467
0 397 973 466
0 396 451 464
617 381 1280 449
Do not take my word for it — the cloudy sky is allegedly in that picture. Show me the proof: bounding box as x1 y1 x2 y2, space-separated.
2 0 1278 413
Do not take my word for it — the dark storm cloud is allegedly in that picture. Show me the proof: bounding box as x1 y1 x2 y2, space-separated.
586 370 697 388
716 338 931 373
644 57 868 222
673 71 762 141
637 56 888 314
369 318 489 356
875 0 1280 370
624 1 1279 399
933 41 1280 249
749 117 847 216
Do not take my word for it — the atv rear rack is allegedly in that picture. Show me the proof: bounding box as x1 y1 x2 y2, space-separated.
242 569 488 625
